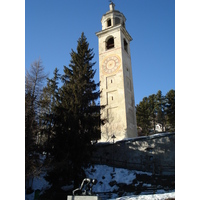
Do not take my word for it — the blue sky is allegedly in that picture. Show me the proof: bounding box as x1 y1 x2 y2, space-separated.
25 0 175 105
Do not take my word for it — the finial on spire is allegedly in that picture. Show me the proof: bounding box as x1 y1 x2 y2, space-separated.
109 0 115 11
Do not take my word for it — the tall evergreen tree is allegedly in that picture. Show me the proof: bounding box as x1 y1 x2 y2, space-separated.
65 32 100 139
61 32 101 185
148 94 156 133
136 97 151 135
165 89 175 131
156 90 166 132
136 89 175 135
43 33 102 199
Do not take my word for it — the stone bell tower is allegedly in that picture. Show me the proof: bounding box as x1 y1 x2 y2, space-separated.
96 2 138 142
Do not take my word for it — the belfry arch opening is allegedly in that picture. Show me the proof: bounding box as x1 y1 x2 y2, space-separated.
106 37 114 50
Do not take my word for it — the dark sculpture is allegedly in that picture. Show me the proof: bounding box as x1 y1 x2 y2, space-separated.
73 178 97 196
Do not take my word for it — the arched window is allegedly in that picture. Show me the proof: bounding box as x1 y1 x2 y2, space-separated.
107 18 111 27
106 37 114 50
115 17 120 25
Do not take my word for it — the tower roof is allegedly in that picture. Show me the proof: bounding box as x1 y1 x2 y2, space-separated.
99 2 127 32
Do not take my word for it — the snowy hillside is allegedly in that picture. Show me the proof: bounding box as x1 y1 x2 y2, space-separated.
84 165 175 199
85 165 151 193
26 164 175 200
25 171 50 200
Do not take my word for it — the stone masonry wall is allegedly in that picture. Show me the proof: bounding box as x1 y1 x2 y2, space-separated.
92 133 175 175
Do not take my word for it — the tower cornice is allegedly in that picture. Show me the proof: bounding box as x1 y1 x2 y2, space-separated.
121 26 132 41
96 24 120 37
96 24 132 42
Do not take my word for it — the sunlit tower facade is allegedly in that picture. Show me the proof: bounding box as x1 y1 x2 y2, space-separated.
96 2 138 142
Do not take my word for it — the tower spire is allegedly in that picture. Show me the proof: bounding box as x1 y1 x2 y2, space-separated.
109 0 115 11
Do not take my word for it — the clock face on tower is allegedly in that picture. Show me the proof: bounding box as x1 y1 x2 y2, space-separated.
102 55 121 75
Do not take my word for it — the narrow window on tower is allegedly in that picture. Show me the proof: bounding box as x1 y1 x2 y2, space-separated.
122 21 125 28
106 76 115 89
106 37 114 50
115 17 120 25
107 18 111 27
124 39 128 53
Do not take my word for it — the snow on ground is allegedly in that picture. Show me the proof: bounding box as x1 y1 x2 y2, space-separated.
25 172 51 200
26 164 175 200
110 191 175 200
84 164 175 200
85 165 151 193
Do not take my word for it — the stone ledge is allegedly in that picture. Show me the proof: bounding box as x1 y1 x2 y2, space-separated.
67 196 101 200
